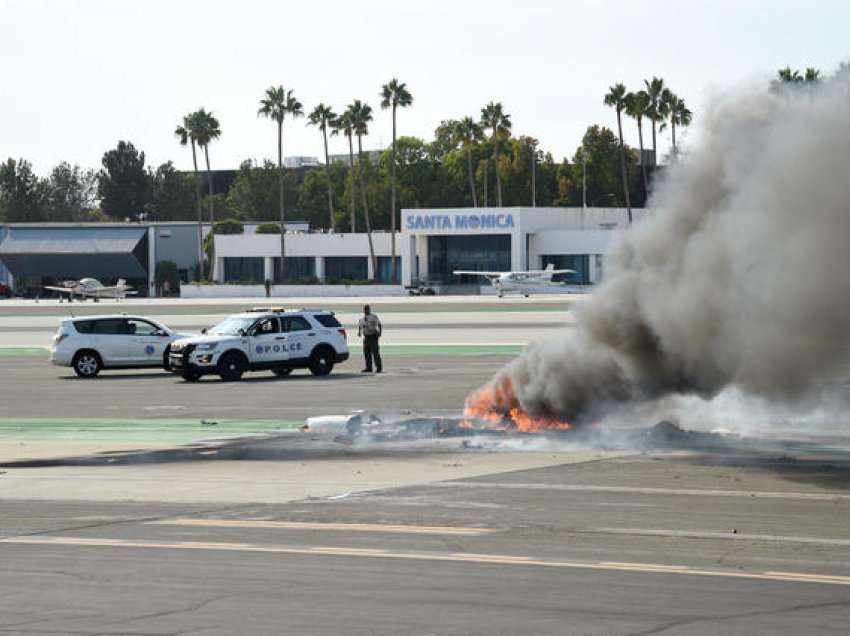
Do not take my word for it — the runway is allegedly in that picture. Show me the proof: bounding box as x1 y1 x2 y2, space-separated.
1 294 849 634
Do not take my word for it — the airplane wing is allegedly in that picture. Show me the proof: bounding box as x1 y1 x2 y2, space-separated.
43 286 75 294
453 270 504 278
526 269 575 275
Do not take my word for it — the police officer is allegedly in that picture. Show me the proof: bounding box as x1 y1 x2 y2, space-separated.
358 304 382 373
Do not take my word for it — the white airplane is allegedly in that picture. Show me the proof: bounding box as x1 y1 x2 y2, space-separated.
453 263 574 298
43 278 137 302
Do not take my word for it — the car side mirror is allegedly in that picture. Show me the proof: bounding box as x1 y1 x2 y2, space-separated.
201 327 208 335
155 330 168 337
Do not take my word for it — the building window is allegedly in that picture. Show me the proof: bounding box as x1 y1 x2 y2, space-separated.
376 257 401 283
539 254 590 284
223 257 264 283
428 235 511 283
325 257 368 283
273 257 316 283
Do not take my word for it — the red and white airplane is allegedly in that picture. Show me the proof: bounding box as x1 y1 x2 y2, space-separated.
43 278 137 302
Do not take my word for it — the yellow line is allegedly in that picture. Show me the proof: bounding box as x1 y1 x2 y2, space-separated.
3 535 850 587
147 518 493 536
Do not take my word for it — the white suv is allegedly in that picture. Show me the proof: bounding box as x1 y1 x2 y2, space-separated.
168 308 349 381
50 315 189 378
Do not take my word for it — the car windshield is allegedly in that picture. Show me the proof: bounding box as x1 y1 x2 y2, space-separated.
209 316 256 336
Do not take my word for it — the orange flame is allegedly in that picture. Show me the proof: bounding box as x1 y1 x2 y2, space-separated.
463 376 572 433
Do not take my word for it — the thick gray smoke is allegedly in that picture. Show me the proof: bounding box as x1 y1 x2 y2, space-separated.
498 79 850 422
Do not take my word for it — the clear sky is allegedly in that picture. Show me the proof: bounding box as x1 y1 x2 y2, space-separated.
2 0 848 175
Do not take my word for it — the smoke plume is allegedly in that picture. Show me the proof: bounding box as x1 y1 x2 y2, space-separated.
489 78 850 423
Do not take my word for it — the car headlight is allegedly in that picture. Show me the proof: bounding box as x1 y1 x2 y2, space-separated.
195 343 218 351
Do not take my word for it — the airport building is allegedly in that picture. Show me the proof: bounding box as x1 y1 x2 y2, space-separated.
0 207 646 296
213 207 648 290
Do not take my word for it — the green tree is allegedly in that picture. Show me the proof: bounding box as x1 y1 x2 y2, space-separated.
175 113 206 279
480 102 511 207
624 90 650 195
431 119 461 158
454 117 483 207
188 109 221 276
47 162 96 221
771 66 821 93
148 162 194 221
380 78 413 281
307 103 338 232
331 112 357 232
660 90 692 158
258 86 303 280
255 222 281 234
227 160 279 220
569 125 638 209
97 141 151 221
348 100 377 277
643 76 666 165
603 83 633 223
0 158 48 222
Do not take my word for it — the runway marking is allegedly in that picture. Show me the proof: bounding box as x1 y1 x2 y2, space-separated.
594 527 850 547
3 535 850 587
148 518 494 536
437 482 850 501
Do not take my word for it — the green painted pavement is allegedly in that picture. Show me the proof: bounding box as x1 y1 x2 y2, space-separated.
0 418 302 443
0 347 48 357
0 344 523 358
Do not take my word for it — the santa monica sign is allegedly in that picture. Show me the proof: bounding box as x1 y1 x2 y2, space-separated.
405 213 515 231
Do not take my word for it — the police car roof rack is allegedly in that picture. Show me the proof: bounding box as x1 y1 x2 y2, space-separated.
246 307 281 313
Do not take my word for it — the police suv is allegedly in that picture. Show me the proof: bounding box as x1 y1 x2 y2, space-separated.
168 308 349 381
50 314 188 378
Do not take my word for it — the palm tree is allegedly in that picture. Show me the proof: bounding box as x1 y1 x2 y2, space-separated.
258 86 303 281
480 102 511 207
380 78 413 283
330 112 357 232
348 100 377 278
189 109 221 277
643 76 666 167
308 103 338 232
454 117 483 207
660 91 692 158
603 83 632 224
175 113 205 280
624 90 650 196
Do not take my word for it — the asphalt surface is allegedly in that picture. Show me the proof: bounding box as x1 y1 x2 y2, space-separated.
2 296 850 634
2 456 850 635
0 353 509 420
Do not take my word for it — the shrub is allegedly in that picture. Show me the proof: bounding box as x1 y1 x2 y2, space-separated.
213 218 245 235
256 222 282 234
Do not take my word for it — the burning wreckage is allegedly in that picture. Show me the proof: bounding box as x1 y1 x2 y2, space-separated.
302 374 744 452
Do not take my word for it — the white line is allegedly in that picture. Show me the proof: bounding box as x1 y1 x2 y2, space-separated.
2 535 850 587
147 518 494 536
435 482 850 501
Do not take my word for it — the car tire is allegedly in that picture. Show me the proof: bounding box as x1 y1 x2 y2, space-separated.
72 350 102 378
218 351 247 381
272 368 293 377
182 369 202 382
162 346 172 372
308 347 334 376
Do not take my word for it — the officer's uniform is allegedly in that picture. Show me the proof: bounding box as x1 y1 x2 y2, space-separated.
358 313 382 373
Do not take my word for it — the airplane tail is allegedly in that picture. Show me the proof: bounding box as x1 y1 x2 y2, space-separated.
543 263 555 281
